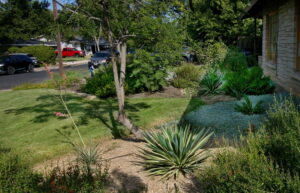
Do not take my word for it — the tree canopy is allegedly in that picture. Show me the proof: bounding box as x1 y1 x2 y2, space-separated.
0 0 53 43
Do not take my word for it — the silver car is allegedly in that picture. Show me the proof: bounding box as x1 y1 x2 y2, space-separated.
89 52 111 68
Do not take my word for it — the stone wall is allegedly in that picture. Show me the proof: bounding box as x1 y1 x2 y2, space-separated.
261 0 300 95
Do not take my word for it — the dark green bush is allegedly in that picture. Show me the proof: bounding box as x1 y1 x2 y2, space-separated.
0 147 42 193
81 66 117 98
8 46 56 65
223 66 275 99
173 64 203 88
192 41 228 65
127 49 168 92
40 163 108 193
197 97 300 193
235 95 264 115
259 97 300 175
198 146 300 193
200 70 223 95
220 48 248 72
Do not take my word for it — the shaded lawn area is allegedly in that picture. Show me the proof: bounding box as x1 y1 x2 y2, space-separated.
0 89 202 164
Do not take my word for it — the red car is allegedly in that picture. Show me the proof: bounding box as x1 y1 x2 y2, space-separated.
54 47 85 57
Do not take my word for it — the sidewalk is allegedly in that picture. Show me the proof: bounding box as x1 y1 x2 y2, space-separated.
35 60 89 72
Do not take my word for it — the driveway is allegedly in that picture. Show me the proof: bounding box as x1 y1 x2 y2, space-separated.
0 63 88 90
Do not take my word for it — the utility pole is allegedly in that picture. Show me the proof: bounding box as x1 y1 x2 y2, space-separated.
52 0 65 79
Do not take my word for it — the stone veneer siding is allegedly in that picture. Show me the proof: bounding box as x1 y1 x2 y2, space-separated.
261 0 300 95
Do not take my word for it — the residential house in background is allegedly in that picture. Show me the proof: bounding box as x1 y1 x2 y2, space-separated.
243 0 300 94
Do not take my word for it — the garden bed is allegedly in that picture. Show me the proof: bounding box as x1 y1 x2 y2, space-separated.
182 92 297 138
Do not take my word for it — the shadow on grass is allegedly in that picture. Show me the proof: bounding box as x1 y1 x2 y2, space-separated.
4 94 150 139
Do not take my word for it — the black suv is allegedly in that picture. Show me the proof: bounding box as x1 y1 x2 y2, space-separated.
0 54 34 75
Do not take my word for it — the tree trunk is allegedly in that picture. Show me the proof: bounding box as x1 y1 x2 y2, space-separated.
94 36 100 52
107 30 143 139
52 0 66 79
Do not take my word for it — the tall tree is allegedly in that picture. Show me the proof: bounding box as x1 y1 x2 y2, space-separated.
55 0 182 138
0 0 53 43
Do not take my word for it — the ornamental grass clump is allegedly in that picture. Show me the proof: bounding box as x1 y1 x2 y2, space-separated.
235 95 264 115
200 70 223 95
139 125 213 180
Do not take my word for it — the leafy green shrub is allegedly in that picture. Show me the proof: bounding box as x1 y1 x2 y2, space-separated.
172 64 204 88
259 97 300 175
8 46 56 65
220 48 248 72
0 147 42 193
81 66 117 98
200 70 223 95
40 162 108 193
223 66 275 99
139 124 213 180
235 95 264 115
198 146 300 193
127 49 167 92
192 41 228 66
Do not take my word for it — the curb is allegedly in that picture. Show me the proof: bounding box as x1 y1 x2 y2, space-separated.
35 60 89 72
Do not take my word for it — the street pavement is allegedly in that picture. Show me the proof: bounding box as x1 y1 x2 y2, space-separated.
0 63 88 90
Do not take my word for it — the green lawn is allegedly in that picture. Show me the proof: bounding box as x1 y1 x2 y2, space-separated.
0 89 202 164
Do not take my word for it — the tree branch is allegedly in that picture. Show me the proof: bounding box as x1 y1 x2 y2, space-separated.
54 0 102 22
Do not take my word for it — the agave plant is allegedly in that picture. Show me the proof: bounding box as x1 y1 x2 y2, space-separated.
200 70 223 95
139 125 213 180
235 95 264 115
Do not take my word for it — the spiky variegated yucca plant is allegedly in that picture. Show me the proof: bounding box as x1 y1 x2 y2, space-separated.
139 125 213 180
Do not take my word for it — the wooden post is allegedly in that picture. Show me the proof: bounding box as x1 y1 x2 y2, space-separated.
52 0 65 79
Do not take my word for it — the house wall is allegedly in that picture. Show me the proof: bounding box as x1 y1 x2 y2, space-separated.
261 0 300 95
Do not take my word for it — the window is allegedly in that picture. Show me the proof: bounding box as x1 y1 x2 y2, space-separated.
266 11 279 64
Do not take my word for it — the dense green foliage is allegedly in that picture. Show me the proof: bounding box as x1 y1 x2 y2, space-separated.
235 95 264 115
127 50 168 92
198 145 300 193
200 70 223 95
0 145 108 193
191 41 228 65
8 46 56 65
0 147 42 193
186 0 255 45
198 97 300 192
139 124 212 180
220 48 248 71
81 66 117 98
223 67 275 99
260 98 300 175
173 64 204 88
0 0 53 43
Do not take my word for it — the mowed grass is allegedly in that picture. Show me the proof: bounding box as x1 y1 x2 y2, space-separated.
0 89 202 164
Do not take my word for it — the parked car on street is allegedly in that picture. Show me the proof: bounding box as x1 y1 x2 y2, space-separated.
88 52 111 68
0 54 35 75
11 53 39 66
54 47 85 57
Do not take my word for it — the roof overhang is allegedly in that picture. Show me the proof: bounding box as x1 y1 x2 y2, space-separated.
242 0 282 19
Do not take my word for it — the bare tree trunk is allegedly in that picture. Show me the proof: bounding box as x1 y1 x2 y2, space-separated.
94 36 100 52
107 30 143 139
118 42 143 138
52 0 65 79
